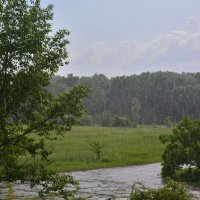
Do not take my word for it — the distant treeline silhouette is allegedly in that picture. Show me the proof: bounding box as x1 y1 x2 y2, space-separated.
47 72 200 126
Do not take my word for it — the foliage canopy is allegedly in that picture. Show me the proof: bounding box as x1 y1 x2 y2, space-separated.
48 72 200 126
160 118 200 181
0 0 88 199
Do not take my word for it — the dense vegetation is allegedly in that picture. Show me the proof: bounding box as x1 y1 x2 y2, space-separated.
130 178 192 200
0 0 88 199
47 72 200 126
160 118 200 184
1 0 199 199
47 126 170 172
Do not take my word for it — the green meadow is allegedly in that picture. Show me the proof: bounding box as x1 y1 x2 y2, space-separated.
47 126 171 172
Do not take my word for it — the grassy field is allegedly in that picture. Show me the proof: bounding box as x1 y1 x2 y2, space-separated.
47 126 172 172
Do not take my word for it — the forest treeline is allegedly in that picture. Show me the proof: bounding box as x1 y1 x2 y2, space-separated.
47 72 200 126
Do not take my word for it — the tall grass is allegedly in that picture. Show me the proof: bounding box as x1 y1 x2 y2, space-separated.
47 126 171 172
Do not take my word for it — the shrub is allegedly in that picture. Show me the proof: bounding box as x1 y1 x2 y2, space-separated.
113 116 131 127
88 140 102 160
175 167 200 183
160 117 200 179
130 178 193 200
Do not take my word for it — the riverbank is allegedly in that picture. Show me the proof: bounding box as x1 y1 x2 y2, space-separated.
47 126 171 172
1 163 199 200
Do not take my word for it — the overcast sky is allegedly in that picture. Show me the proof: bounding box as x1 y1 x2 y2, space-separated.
42 0 200 77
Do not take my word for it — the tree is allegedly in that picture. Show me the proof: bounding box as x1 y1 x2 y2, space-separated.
160 118 200 181
0 0 88 199
130 97 141 123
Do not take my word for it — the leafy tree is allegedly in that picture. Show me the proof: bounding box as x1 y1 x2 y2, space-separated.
130 97 141 123
160 118 200 180
0 0 88 199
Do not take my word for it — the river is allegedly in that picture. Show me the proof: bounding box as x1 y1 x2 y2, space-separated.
0 163 200 199
70 163 200 199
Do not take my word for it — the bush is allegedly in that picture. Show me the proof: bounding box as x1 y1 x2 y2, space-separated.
175 167 200 183
88 140 102 160
160 117 200 179
113 116 131 127
130 178 193 200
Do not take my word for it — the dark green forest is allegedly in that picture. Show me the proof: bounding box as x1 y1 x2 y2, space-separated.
47 72 200 126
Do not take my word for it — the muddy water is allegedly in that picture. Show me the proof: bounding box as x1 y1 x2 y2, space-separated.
70 163 162 199
70 163 200 199
0 163 200 199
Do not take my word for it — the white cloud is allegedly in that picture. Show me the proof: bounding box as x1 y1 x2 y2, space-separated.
59 17 200 77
